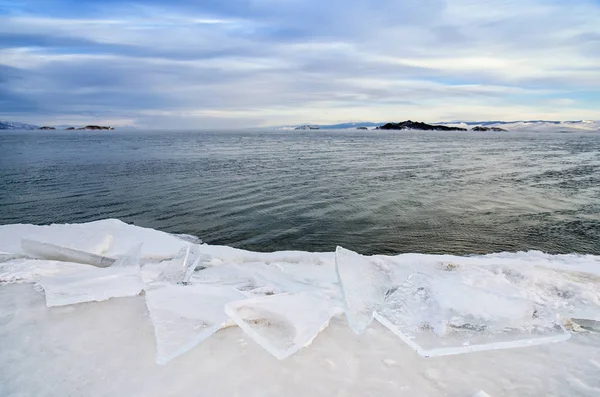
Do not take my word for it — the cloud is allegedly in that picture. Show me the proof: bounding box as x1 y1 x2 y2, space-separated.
0 0 599 127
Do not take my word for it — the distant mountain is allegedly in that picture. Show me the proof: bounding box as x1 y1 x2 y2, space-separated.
0 121 39 130
284 122 383 130
441 120 600 132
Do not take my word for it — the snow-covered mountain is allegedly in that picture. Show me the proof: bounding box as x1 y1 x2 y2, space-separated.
0 121 39 130
442 120 600 132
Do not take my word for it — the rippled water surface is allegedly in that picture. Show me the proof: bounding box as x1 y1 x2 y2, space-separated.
1 129 599 255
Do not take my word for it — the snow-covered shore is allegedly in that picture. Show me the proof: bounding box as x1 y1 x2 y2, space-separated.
1 219 599 396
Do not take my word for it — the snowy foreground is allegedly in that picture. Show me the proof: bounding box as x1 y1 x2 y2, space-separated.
1 220 599 396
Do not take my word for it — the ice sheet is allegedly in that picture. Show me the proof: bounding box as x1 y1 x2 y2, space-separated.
225 292 338 359
145 283 245 364
37 244 143 307
374 273 571 357
335 246 393 334
0 219 189 259
22 239 116 267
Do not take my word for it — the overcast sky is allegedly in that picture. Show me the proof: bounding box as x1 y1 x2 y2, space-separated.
1 0 599 128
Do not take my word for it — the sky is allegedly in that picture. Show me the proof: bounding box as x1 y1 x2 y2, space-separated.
0 0 599 128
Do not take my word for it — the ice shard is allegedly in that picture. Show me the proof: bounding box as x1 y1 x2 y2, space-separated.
21 239 115 268
157 245 205 284
37 244 143 307
224 292 337 360
335 246 392 334
144 283 246 364
374 273 570 357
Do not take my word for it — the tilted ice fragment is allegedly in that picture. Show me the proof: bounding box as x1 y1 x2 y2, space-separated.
374 273 570 357
144 284 245 364
158 245 204 284
21 239 116 268
37 244 143 307
224 292 338 359
335 246 392 334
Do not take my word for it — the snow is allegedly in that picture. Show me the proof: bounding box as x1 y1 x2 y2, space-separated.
1 219 600 396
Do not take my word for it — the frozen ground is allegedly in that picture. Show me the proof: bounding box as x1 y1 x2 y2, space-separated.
1 219 600 397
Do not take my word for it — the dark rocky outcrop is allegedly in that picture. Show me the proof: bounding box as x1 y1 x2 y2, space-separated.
65 127 76 130
376 121 467 131
71 125 115 130
472 126 507 132
294 125 319 130
39 126 56 130
356 126 368 130
82 125 115 130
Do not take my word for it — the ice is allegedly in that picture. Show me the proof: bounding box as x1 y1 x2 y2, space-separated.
374 273 571 357
37 244 143 307
335 246 393 334
0 219 190 260
144 283 245 364
224 292 339 359
21 239 116 267
1 220 600 396
157 244 205 284
192 262 316 296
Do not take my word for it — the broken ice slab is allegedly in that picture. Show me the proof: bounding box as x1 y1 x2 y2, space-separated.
224 292 338 360
374 273 570 357
335 246 393 334
37 245 143 307
157 245 205 284
21 239 116 268
191 262 314 296
145 284 246 365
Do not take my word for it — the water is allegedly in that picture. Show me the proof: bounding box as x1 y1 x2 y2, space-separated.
1 129 599 255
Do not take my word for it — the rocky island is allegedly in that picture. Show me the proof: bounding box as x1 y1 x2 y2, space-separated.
376 121 467 131
64 125 115 130
39 126 56 130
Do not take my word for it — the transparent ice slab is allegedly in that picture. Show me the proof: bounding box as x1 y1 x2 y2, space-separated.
22 239 116 268
37 244 142 307
374 273 570 357
157 245 205 284
225 292 337 359
145 283 246 365
335 246 393 334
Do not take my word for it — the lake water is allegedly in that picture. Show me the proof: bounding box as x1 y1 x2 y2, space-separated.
1 129 599 255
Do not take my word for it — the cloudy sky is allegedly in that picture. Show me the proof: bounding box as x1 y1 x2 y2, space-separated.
1 0 599 128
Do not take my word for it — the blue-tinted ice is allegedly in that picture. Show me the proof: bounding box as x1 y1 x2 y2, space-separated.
374 273 570 357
